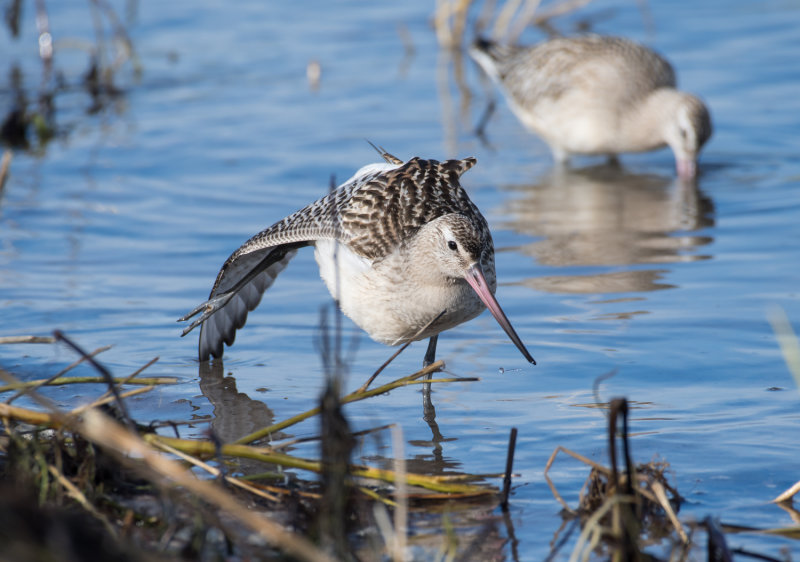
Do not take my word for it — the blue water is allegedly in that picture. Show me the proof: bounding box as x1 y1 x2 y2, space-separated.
2 0 800 558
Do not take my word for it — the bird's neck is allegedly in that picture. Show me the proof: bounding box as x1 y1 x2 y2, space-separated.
619 88 682 151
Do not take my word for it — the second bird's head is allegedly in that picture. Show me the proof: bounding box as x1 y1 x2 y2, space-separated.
663 93 713 179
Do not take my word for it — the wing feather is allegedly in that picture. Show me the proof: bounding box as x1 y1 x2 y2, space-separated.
197 249 297 360
188 163 397 360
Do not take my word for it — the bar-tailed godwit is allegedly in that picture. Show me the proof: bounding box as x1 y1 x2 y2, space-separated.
469 35 712 178
180 151 535 366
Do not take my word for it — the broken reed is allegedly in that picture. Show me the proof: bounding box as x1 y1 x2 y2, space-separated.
543 398 687 561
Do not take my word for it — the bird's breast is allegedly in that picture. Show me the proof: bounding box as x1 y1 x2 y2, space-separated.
313 240 485 345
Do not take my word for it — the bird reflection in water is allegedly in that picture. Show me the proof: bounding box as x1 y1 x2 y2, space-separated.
498 164 715 296
198 360 287 474
197 355 459 479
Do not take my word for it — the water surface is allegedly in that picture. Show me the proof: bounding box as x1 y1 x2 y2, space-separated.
1 0 799 558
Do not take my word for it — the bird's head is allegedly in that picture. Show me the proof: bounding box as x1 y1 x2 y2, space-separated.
663 93 712 179
418 213 536 364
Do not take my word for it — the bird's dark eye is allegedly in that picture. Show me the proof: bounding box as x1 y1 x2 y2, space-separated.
448 240 458 251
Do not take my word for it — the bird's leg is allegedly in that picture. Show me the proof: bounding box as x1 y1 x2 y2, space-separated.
475 98 496 143
421 334 438 422
422 392 445 444
422 335 438 368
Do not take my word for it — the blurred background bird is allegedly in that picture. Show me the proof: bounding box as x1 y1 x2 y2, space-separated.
470 35 712 179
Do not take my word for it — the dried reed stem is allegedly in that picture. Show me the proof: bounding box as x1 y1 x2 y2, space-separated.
145 433 491 496
390 424 408 560
235 360 445 445
772 479 800 504
0 335 54 344
0 150 11 193
652 480 688 543
153 440 281 502
0 376 177 394
79 408 335 562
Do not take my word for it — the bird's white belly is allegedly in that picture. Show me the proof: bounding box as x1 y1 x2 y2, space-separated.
314 240 485 345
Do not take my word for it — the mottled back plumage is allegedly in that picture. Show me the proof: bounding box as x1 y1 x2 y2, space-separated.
477 35 676 110
341 157 482 259
213 157 481 281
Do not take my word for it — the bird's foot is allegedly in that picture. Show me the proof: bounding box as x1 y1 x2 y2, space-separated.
177 292 235 336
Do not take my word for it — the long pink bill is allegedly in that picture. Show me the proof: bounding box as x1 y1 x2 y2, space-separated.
465 263 536 365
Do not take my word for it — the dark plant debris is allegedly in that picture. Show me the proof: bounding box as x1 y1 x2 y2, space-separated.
544 397 796 561
1 1 140 152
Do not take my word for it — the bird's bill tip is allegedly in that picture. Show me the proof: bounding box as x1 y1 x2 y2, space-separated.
676 158 698 179
465 264 536 365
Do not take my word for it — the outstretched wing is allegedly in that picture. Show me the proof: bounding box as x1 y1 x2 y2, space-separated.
195 243 303 361
180 156 479 361
180 163 398 361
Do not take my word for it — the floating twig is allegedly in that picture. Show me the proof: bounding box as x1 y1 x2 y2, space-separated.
4 344 114 403
0 375 177 395
271 422 394 451
70 386 155 416
0 150 10 193
0 386 154 426
236 360 446 445
0 334 54 344
152 440 280 503
772 479 800 504
144 433 492 496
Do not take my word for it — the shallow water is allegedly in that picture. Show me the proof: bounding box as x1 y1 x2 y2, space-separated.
2 0 800 558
